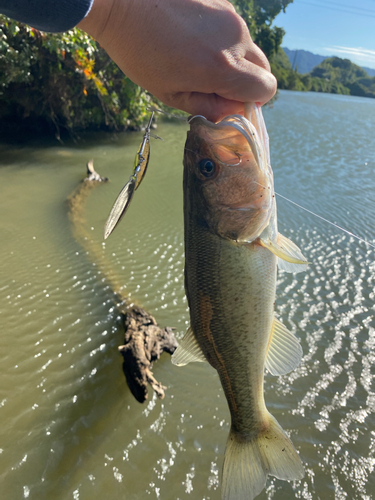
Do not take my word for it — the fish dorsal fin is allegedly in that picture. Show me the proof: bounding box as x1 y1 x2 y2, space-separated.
171 326 207 366
265 317 303 376
259 233 309 273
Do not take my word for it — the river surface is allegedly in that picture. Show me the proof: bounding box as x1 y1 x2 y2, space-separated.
1 91 375 500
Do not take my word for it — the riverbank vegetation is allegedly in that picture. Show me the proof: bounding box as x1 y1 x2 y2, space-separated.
0 1 374 137
0 16 158 139
1 1 293 137
272 50 375 98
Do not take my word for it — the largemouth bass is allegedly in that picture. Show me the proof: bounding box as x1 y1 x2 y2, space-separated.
172 103 308 499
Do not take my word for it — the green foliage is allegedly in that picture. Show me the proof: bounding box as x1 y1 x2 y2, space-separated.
1 3 295 137
307 57 374 97
270 48 292 87
271 50 374 99
230 0 293 59
0 15 157 138
271 49 309 91
310 57 368 83
346 77 375 98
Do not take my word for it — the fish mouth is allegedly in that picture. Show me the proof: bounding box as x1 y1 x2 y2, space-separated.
224 206 259 212
189 114 264 172
219 198 272 212
189 114 257 145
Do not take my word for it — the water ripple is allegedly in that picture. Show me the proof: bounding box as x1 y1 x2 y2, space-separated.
1 94 375 499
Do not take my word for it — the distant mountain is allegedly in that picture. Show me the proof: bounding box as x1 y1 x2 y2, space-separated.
283 47 375 77
363 66 375 77
282 48 327 74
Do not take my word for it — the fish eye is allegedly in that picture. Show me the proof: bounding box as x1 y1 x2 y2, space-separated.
198 159 216 178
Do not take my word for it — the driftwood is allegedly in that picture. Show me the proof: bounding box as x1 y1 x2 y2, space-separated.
119 307 178 403
85 159 108 182
68 160 178 403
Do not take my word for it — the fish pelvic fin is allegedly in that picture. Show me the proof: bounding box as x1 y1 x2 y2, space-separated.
222 414 304 500
171 326 207 366
259 233 309 273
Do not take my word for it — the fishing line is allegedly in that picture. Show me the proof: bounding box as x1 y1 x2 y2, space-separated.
275 191 375 250
147 106 188 122
252 180 375 250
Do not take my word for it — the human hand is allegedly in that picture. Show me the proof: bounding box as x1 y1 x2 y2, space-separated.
78 0 277 122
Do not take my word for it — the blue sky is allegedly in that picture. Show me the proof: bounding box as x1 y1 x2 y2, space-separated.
274 0 375 69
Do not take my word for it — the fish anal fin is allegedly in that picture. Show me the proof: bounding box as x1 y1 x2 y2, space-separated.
259 233 309 273
265 317 303 376
171 326 207 366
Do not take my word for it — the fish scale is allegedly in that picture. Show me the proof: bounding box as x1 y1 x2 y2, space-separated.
186 222 276 433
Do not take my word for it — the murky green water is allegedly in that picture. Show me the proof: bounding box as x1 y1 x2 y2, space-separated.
1 91 375 500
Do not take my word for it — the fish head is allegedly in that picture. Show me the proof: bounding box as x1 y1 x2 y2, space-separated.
184 114 274 242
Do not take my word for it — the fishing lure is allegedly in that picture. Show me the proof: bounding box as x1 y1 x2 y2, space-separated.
104 112 159 240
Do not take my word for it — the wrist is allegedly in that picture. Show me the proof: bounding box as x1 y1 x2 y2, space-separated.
77 0 118 42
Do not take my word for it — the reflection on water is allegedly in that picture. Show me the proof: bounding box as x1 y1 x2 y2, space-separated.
1 91 375 499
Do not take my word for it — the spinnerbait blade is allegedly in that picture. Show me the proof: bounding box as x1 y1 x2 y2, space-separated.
104 112 155 240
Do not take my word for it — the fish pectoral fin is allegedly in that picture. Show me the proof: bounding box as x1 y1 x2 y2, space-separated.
171 326 207 366
265 317 303 376
259 233 309 273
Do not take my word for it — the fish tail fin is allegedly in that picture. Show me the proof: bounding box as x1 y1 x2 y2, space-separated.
222 413 304 500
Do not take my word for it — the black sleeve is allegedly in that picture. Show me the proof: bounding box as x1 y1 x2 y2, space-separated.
0 0 94 32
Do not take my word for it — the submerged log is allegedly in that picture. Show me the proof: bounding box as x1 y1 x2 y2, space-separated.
119 307 178 403
68 160 178 403
85 159 108 182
